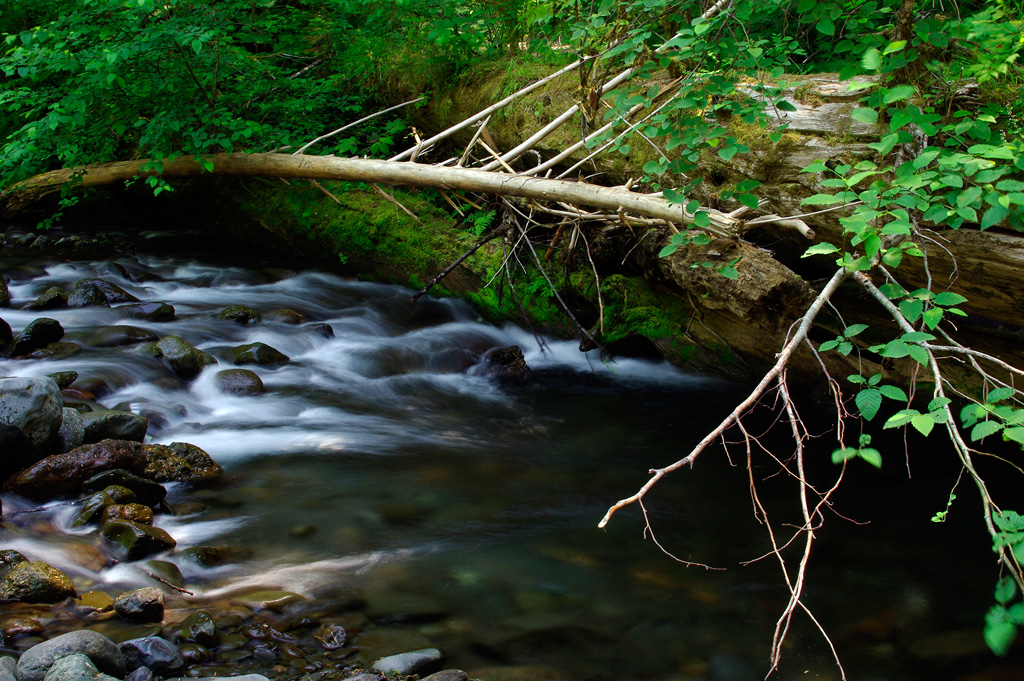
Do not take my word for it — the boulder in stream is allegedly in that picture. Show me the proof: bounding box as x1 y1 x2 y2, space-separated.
372 648 445 677
0 316 11 358
0 376 63 475
147 336 217 379
67 281 112 308
0 561 76 603
232 342 289 366
11 318 65 357
114 588 165 623
119 636 183 674
71 484 138 527
143 442 223 484
214 369 264 395
102 520 176 560
484 345 531 378
2 440 149 500
118 302 175 322
89 326 159 348
39 653 120 681
0 550 28 579
216 305 262 325
56 407 85 453
82 410 148 443
16 630 125 681
73 278 140 304
0 276 10 308
21 286 67 311
82 469 167 506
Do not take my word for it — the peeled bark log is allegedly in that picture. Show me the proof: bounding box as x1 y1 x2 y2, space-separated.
0 153 740 237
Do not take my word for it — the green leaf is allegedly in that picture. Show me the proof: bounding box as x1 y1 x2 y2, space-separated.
658 244 678 258
996 576 1019 604
858 447 882 468
738 193 759 209
985 619 1017 657
901 331 936 342
884 409 919 429
832 447 856 464
802 243 839 257
844 323 869 338
989 387 1015 403
933 291 968 306
879 384 908 401
191 39 203 54
718 145 738 161
882 85 916 105
816 18 835 35
972 420 1004 442
982 205 1010 229
718 265 739 280
881 340 910 358
861 47 881 72
856 388 882 421
819 339 839 352
911 413 935 436
907 344 930 366
922 307 944 329
913 148 941 169
1005 427 1024 447
851 108 878 125
868 133 900 155
693 211 711 228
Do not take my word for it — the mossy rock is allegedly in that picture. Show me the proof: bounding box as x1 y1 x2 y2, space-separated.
216 305 262 325
232 342 289 366
0 561 77 603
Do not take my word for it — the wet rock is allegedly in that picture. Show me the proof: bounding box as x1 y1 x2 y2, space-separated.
265 308 306 324
82 410 148 443
0 276 9 307
49 371 79 389
74 591 114 611
25 342 81 360
309 323 334 339
72 485 138 527
100 503 154 526
68 281 112 308
41 653 120 681
422 671 468 681
216 305 262 325
144 560 183 589
232 590 305 613
0 614 44 639
485 345 530 378
148 336 217 379
175 612 219 647
82 469 166 506
178 546 235 567
56 407 85 453
119 302 175 322
0 316 11 357
74 279 139 304
232 342 289 366
0 376 63 474
89 326 159 348
371 648 444 677
0 550 28 579
124 667 153 681
101 521 176 561
2 440 149 501
16 630 125 681
313 624 347 650
119 636 183 673
143 442 223 484
0 561 76 603
214 369 265 396
21 287 68 311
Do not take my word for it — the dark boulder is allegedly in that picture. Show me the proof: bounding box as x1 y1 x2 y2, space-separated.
484 345 531 378
232 342 289 366
216 305 262 325
2 440 149 501
67 281 111 308
88 326 159 348
102 521 176 561
71 485 138 527
82 410 148 443
0 376 63 476
11 318 65 357
0 316 11 357
119 636 183 673
74 279 139 304
214 369 265 395
21 286 67 311
56 407 85 453
113 588 165 623
15 630 124 681
82 469 166 506
118 302 175 322
147 336 217 379
48 371 78 389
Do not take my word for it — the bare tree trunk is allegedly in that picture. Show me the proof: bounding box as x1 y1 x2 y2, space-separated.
1 152 741 236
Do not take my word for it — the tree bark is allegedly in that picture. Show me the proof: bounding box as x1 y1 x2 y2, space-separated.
0 153 741 236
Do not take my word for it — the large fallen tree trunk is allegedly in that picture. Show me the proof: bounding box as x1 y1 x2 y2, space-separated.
0 152 743 236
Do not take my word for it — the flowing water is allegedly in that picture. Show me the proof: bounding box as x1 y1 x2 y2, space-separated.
0 226 1012 681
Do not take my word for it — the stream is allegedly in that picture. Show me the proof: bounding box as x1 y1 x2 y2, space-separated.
0 224 1015 681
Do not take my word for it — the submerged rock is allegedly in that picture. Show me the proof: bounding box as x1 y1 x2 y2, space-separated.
67 281 111 308
372 648 444 676
56 407 85 452
232 342 289 366
102 520 176 560
71 485 138 527
214 369 265 395
16 630 125 681
89 326 159 348
143 442 223 484
11 318 65 357
0 561 76 603
74 279 139 304
119 302 175 322
0 376 63 475
2 440 149 500
48 371 79 389
82 469 167 506
484 345 530 378
0 550 28 580
174 612 219 647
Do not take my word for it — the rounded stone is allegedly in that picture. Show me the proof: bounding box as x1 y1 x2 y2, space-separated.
0 376 63 471
73 279 139 304
47 371 78 389
216 305 262 325
72 485 138 527
88 326 159 348
40 653 121 681
118 636 183 673
118 302 175 322
0 561 76 603
231 342 289 366
67 282 111 308
16 630 125 681
82 469 166 506
371 648 444 676
82 410 148 443
214 369 265 396
0 614 44 639
175 611 219 647
56 407 85 453
150 336 217 379
2 440 149 501
100 503 154 526
21 287 67 311
102 521 176 561
264 308 305 324
143 442 223 484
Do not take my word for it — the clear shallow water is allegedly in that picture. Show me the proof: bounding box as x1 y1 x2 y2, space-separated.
0 231 1012 680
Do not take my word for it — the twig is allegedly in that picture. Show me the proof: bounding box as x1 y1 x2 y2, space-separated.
370 183 422 225
293 96 427 155
411 222 507 302
143 568 194 595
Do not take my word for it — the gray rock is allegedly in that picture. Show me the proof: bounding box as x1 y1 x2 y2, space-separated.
101 521 176 561
118 636 183 673
41 654 120 681
164 676 268 681
214 369 264 396
48 371 78 389
118 303 174 322
88 327 158 348
422 671 469 681
0 656 16 681
57 408 85 453
0 376 63 474
73 279 139 304
0 561 76 603
11 318 65 356
82 410 148 443
21 287 67 311
148 336 217 379
16 630 124 681
0 316 13 357
232 342 289 366
173 612 218 647
67 282 111 308
371 648 444 676
123 668 152 681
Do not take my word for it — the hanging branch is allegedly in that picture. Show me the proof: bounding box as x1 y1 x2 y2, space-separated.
411 221 508 302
